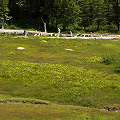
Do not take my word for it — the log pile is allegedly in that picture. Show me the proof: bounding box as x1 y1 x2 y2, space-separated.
0 29 55 36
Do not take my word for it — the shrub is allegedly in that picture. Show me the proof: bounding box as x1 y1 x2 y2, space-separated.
102 53 120 67
78 99 95 107
87 25 98 32
102 53 115 65
5 23 19 29
102 24 118 33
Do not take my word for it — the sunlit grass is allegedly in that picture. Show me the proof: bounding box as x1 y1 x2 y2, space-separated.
0 35 120 119
0 60 120 108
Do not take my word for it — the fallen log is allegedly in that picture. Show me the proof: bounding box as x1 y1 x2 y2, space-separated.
0 29 25 35
26 31 40 35
0 29 41 36
40 32 54 36
0 29 55 36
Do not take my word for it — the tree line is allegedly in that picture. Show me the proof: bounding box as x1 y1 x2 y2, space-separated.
0 0 120 33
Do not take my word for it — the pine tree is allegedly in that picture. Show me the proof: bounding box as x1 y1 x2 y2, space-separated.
78 0 91 30
92 0 106 31
113 0 120 32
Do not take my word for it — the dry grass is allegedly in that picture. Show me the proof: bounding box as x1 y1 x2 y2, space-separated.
0 103 120 120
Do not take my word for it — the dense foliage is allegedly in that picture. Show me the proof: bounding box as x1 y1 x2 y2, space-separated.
0 0 11 20
0 0 120 32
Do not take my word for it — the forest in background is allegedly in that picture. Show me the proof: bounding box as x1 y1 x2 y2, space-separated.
0 0 120 33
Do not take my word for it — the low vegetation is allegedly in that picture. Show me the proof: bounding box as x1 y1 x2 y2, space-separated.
0 35 120 119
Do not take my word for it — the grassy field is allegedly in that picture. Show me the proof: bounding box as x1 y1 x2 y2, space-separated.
0 35 120 119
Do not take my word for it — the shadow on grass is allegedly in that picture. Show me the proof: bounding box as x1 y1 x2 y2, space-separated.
114 69 120 74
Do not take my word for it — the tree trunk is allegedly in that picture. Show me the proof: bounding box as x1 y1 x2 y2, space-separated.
41 18 47 32
1 18 4 29
116 0 119 32
97 20 100 31
63 24 66 30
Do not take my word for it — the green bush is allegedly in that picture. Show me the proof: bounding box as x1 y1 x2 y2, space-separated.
102 24 118 33
78 99 96 107
102 53 120 67
86 24 118 33
102 53 115 65
87 25 98 32
5 23 20 29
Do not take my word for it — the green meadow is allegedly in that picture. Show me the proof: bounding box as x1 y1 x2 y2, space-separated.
0 35 120 119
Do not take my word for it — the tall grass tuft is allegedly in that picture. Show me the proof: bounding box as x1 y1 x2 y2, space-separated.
102 53 120 67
